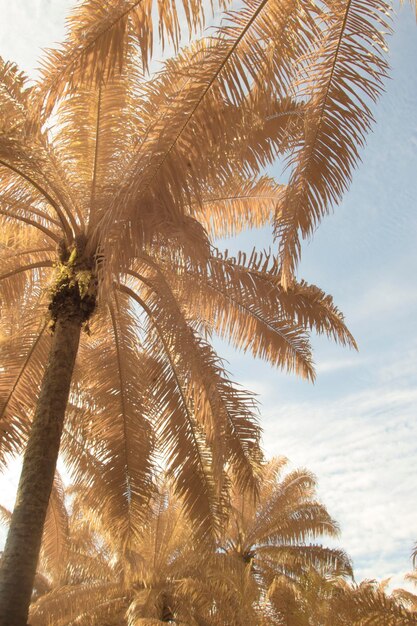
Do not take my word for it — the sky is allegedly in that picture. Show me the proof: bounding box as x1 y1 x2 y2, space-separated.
0 0 417 592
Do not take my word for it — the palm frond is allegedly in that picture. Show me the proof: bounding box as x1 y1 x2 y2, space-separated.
206 250 356 347
170 252 317 379
0 505 12 527
123 263 261 492
335 579 417 625
70 298 156 549
29 582 128 626
275 0 391 286
0 138 75 240
191 176 281 239
95 0 318 259
0 314 51 468
37 0 213 116
257 545 352 578
0 57 32 135
120 283 223 538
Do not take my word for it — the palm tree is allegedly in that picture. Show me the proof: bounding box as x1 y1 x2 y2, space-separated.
27 482 191 625
9 465 412 626
266 569 346 625
22 464 349 625
393 555 417 614
0 0 394 612
220 457 352 619
0 15 359 622
334 579 417 625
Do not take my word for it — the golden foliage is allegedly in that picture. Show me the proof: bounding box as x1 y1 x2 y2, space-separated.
38 0 214 114
1 0 398 602
267 572 417 625
276 0 391 286
222 458 352 591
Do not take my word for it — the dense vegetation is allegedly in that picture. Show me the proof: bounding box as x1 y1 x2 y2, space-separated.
2 462 417 624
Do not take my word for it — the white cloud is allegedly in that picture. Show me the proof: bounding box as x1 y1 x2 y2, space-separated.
0 0 72 77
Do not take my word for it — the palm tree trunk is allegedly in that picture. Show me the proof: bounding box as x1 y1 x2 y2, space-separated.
0 313 83 626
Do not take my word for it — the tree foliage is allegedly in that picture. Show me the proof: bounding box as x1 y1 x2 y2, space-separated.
0 22 355 539
0 0 405 616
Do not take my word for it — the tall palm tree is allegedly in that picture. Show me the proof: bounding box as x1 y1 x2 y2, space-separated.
0 0 388 625
0 25 358 626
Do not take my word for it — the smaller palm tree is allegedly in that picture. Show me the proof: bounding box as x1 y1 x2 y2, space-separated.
265 569 346 625
335 579 417 625
210 457 351 624
222 457 351 584
393 564 417 615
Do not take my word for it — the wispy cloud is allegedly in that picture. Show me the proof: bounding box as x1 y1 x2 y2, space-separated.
315 355 363 374
0 0 71 76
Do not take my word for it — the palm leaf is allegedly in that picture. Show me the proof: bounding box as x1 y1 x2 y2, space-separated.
276 0 391 286
0 313 51 468
37 0 214 116
69 298 156 549
29 582 128 626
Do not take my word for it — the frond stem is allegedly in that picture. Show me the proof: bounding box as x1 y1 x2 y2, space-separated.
0 208 61 243
108 292 134 534
88 84 103 233
1 247 55 260
0 260 54 283
42 141 86 232
118 283 210 483
143 0 271 190
0 322 48 423
205 280 314 377
43 0 143 98
0 196 61 226
0 159 73 240
311 0 353 152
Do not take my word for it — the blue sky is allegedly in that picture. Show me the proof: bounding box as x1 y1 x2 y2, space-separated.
0 0 416 590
